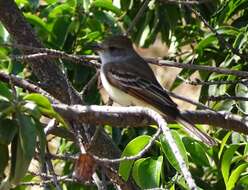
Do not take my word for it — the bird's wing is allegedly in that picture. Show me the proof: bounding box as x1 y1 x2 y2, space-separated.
104 65 179 117
103 63 216 146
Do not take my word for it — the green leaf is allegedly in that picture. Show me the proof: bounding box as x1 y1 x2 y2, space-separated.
120 0 133 10
132 156 163 189
48 3 74 19
233 31 247 49
221 144 239 184
182 137 210 167
239 175 248 186
171 69 195 90
18 114 37 159
92 0 122 16
0 100 12 116
44 0 57 3
131 158 146 187
235 83 248 114
50 16 71 48
227 163 248 190
218 131 232 159
118 135 152 181
9 114 36 184
24 13 50 33
22 102 41 120
0 144 9 176
222 0 248 23
24 93 52 110
160 130 188 171
196 34 217 55
0 119 18 145
0 82 12 100
93 11 121 34
23 94 67 127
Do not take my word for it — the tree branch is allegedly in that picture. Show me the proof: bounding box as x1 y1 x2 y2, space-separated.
53 104 248 135
54 104 197 189
6 47 248 78
147 59 248 78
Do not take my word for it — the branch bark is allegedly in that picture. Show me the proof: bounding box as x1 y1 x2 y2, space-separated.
53 104 248 136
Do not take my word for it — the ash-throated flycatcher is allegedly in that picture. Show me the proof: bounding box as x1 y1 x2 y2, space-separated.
93 35 216 146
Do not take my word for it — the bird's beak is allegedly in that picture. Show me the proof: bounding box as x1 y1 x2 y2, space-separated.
90 43 104 51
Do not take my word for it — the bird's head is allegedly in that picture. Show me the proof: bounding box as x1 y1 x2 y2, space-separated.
92 35 134 63
92 35 132 52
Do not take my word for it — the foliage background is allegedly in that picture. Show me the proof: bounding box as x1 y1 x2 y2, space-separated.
0 0 248 189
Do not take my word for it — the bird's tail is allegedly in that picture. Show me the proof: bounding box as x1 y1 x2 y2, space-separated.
176 115 216 146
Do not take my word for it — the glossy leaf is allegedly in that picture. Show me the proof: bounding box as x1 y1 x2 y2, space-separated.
160 130 188 171
48 3 74 19
131 158 146 187
24 13 50 33
218 131 232 159
183 137 210 167
118 135 151 181
132 156 163 189
221 144 239 184
92 0 122 16
24 93 52 110
239 175 248 186
235 83 248 114
0 100 11 116
22 101 41 120
9 114 36 184
0 82 12 100
227 163 248 190
50 16 71 48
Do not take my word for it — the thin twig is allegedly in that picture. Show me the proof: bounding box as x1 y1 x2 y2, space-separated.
147 59 248 78
3 44 248 77
46 146 63 190
1 42 101 68
208 95 248 102
177 76 246 86
160 0 212 4
19 175 78 186
91 127 162 163
0 71 60 103
80 71 99 99
167 90 214 111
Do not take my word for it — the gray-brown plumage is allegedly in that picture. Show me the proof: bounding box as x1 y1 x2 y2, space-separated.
95 35 216 146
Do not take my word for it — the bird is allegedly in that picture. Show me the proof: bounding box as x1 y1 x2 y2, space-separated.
93 35 216 146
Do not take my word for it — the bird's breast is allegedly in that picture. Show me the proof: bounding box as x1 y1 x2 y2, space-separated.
100 71 145 106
